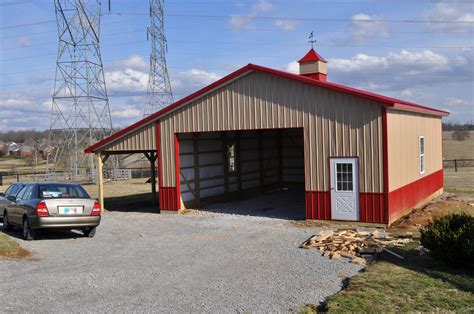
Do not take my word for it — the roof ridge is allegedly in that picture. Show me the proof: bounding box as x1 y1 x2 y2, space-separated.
85 63 448 153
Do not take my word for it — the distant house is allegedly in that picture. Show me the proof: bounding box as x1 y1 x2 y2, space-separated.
38 144 53 159
8 143 21 158
8 143 35 158
19 145 35 158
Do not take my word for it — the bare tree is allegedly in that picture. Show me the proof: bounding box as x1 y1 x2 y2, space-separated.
452 130 471 141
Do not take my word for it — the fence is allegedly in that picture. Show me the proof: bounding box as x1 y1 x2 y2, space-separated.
0 168 151 186
443 159 474 172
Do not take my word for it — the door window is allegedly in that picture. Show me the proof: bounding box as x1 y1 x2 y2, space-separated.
336 163 353 191
15 186 28 200
22 186 34 200
4 185 12 197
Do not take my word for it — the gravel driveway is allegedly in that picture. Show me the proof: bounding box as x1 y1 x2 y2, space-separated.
0 211 362 313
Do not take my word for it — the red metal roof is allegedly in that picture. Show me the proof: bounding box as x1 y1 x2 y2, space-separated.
85 63 449 153
298 49 327 63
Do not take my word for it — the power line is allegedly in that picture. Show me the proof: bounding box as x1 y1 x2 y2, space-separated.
0 0 31 6
0 19 56 30
106 11 474 25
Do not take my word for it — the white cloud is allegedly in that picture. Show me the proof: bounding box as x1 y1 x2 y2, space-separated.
229 0 275 30
275 19 297 31
347 14 389 44
284 61 299 74
111 106 141 119
252 0 274 12
230 13 257 30
281 49 473 122
171 69 221 98
0 93 51 131
424 2 474 31
105 68 148 95
446 97 471 107
328 50 452 83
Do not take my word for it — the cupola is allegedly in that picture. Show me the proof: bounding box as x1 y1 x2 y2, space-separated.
298 48 327 81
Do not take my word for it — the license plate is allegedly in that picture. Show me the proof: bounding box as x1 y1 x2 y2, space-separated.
58 206 83 215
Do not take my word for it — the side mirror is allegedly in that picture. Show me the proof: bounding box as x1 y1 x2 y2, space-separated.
0 192 4 197
7 195 16 202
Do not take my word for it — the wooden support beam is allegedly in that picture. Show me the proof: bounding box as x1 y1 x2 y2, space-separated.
193 133 201 208
258 131 264 191
144 152 158 206
96 153 104 213
278 129 283 190
236 131 242 197
222 132 229 200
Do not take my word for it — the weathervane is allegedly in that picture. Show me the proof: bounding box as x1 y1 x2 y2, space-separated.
308 31 317 49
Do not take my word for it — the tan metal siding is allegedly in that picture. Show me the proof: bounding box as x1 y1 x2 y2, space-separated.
159 71 383 192
387 109 442 191
101 123 156 152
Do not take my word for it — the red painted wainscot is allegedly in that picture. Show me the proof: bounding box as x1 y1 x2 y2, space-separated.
305 191 331 220
305 191 387 223
387 169 444 223
359 193 386 223
158 187 180 211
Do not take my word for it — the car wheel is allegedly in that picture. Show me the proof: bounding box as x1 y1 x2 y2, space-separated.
83 227 96 238
22 218 36 241
2 211 13 232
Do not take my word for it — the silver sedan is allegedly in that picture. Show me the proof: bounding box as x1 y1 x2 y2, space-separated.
2 182 101 240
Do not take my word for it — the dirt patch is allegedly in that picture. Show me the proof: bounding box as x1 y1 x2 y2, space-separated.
0 246 32 260
0 232 32 260
292 193 474 234
388 193 474 233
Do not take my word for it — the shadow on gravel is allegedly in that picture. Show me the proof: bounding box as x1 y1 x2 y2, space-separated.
2 225 85 241
104 193 160 213
199 188 307 221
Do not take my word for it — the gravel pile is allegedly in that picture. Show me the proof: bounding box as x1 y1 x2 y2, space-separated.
0 211 362 312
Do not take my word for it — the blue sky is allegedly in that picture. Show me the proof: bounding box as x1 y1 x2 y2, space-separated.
1 0 473 131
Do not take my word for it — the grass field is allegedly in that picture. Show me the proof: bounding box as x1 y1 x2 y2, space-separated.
323 248 474 312
443 130 474 160
444 166 474 195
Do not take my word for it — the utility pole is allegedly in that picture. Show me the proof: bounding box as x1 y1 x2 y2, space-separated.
49 0 114 178
143 0 174 117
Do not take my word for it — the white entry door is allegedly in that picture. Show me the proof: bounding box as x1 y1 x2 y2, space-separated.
330 158 359 221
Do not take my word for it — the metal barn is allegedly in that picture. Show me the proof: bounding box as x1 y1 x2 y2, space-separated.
85 49 448 224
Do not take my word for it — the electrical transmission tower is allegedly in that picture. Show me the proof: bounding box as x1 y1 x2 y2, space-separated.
49 0 114 176
143 0 173 117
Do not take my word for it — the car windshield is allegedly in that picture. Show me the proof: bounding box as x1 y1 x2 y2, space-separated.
38 184 89 199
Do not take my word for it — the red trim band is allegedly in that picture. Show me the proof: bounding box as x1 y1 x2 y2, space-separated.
387 169 443 223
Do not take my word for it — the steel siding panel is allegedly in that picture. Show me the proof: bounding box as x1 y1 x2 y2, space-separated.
158 72 383 213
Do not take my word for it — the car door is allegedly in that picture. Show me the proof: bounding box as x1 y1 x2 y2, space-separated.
21 185 37 218
9 185 29 225
0 185 13 213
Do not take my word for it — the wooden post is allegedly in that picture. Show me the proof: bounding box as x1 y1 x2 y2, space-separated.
278 129 283 190
258 131 264 191
144 152 158 206
222 132 229 200
193 133 201 208
454 159 457 172
96 153 104 213
236 131 242 197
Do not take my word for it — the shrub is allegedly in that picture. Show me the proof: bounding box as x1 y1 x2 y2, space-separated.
452 130 470 141
420 213 474 267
